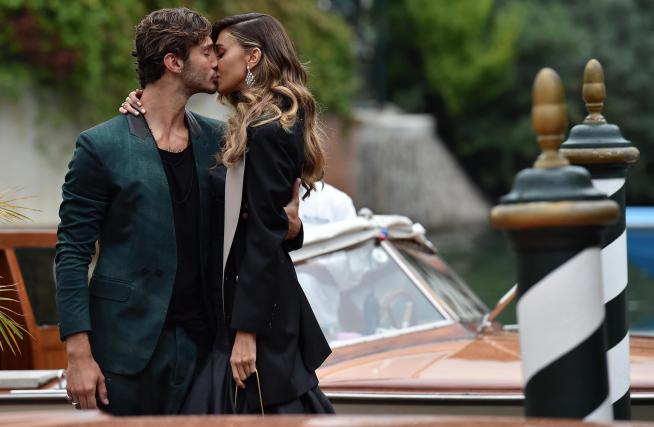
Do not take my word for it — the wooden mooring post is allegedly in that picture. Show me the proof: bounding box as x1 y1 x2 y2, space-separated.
560 59 640 420
491 68 619 421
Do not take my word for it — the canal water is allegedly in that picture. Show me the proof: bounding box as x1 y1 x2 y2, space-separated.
430 225 654 334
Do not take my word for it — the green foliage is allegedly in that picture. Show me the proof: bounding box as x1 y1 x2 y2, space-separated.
385 0 523 116
0 0 147 121
456 1 590 195
383 0 654 202
455 0 654 201
382 0 525 196
213 0 357 116
0 0 356 123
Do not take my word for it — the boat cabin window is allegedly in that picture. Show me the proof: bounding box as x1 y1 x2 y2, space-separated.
296 239 445 346
394 242 487 323
14 248 58 326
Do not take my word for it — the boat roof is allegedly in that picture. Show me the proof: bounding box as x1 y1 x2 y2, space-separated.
292 213 434 263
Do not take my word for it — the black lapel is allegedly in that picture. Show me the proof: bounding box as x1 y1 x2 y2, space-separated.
127 114 151 140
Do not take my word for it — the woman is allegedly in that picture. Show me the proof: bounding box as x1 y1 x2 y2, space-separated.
122 13 333 414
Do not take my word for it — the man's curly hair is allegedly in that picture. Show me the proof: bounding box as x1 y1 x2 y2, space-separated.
133 8 211 87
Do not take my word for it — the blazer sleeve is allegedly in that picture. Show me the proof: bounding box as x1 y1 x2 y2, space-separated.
55 133 111 341
230 124 300 336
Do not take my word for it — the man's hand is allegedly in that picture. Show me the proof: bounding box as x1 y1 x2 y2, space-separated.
65 333 109 410
230 331 257 389
283 178 302 240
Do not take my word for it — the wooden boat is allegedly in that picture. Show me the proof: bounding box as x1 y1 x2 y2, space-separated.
0 214 653 420
2 411 654 427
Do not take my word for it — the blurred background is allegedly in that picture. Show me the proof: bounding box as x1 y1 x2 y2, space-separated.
1 0 653 328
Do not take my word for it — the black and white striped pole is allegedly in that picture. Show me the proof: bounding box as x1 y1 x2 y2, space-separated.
491 68 620 421
560 59 639 420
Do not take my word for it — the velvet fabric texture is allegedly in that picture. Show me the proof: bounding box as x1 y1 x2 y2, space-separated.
55 112 222 375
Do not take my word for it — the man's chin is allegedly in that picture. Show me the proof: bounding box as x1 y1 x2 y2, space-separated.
206 84 218 95
191 85 218 95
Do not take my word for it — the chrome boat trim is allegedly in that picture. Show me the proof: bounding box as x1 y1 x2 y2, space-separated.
325 391 654 402
1 389 68 401
329 318 456 349
2 388 653 403
325 392 523 402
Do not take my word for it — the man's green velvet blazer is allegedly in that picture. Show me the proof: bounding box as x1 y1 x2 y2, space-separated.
55 112 223 375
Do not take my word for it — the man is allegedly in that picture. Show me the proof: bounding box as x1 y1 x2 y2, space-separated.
55 8 302 415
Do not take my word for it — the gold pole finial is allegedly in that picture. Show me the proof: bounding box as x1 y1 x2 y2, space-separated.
582 59 607 124
532 68 570 169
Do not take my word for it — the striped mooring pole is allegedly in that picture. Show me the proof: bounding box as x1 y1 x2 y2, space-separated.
491 68 620 421
560 59 639 420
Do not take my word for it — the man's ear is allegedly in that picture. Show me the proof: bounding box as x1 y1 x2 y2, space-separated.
163 52 184 75
247 48 262 70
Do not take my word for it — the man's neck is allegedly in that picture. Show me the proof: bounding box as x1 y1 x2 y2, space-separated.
139 79 190 141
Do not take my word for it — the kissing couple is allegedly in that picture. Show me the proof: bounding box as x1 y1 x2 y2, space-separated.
56 7 333 415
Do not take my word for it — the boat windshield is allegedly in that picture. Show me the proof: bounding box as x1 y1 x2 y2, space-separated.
394 241 487 323
296 239 446 347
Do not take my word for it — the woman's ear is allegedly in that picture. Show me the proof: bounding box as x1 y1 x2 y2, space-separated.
163 52 184 75
247 47 262 70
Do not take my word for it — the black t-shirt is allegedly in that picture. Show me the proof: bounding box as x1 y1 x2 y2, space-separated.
158 143 210 346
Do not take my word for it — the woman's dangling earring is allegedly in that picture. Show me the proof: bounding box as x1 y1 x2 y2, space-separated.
245 65 256 87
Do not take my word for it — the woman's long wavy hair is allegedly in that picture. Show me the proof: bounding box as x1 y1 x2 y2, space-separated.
212 13 325 196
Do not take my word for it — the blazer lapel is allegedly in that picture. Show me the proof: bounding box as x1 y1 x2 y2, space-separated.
125 114 173 210
223 156 245 275
125 113 177 270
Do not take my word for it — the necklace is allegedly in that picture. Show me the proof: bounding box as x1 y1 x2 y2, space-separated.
142 117 189 153
163 142 188 154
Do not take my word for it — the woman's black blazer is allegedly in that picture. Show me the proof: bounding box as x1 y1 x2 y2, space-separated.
209 118 331 407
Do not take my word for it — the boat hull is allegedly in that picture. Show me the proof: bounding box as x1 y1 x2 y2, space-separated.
327 393 654 420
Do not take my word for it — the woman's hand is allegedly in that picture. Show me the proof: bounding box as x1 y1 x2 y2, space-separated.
230 331 257 389
118 89 145 116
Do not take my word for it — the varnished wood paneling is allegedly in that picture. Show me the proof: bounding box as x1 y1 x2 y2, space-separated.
0 230 56 250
